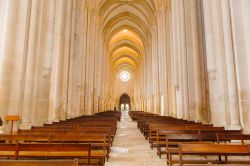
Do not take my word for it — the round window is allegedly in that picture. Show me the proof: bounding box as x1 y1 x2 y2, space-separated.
120 71 131 82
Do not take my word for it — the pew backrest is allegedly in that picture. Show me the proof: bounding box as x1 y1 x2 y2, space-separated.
0 159 78 166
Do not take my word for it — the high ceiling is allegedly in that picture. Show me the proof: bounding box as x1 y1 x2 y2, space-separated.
98 0 156 74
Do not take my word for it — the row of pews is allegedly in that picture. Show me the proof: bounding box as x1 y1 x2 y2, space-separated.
129 111 250 166
0 111 121 166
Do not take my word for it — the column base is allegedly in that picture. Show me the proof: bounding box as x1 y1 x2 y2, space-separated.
195 119 202 123
171 114 177 118
227 124 242 130
52 119 60 122
0 126 4 134
19 122 32 129
183 117 190 121
242 130 250 134
1 124 11 133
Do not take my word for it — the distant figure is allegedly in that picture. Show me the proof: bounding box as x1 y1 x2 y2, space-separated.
0 117 2 126
114 106 117 111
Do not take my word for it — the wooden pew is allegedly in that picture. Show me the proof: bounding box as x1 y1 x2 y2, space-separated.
155 129 242 157
156 131 198 157
48 120 117 125
0 143 16 158
42 121 117 135
129 111 157 121
31 125 116 136
42 122 116 128
50 134 110 160
0 143 106 166
217 134 250 144
0 134 111 160
168 143 250 166
17 129 114 147
137 116 199 136
55 117 117 124
0 159 78 166
0 111 118 165
95 111 121 121
163 134 217 159
0 134 49 143
149 125 224 149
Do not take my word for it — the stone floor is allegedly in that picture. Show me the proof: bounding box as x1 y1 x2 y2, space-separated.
105 111 167 166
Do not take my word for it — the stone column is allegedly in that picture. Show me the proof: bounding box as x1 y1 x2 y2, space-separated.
180 0 189 120
84 3 97 115
171 0 189 119
48 0 67 122
60 0 74 120
156 6 168 116
221 0 241 129
202 0 228 127
165 2 175 117
171 0 181 118
0 0 28 131
20 0 41 128
183 0 207 122
66 0 77 119
33 0 56 125
229 0 250 133
0 0 19 117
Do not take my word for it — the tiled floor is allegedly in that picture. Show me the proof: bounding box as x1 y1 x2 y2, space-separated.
105 111 167 166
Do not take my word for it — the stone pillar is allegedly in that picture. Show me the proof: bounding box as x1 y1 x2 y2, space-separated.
179 0 189 120
84 3 97 115
156 5 168 116
221 0 241 129
182 0 209 123
33 0 56 125
229 0 250 133
67 0 87 118
0 0 37 131
0 0 19 118
48 0 67 122
20 0 41 128
66 0 77 119
60 0 74 120
171 0 189 119
165 2 175 117
202 0 228 127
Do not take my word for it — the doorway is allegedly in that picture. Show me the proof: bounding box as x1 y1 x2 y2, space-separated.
119 94 131 111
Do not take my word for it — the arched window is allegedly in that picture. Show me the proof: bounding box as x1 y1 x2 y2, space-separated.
119 94 131 111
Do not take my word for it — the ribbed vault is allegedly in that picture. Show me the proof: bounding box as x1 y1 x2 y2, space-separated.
99 0 155 74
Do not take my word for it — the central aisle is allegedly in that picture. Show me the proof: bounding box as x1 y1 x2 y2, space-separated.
105 111 167 166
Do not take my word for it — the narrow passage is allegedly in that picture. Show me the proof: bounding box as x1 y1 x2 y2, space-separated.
106 111 166 166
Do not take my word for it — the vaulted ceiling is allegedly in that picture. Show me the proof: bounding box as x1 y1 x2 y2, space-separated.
98 0 156 74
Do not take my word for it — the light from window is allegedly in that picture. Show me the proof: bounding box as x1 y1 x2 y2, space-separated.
120 71 131 82
121 104 125 110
